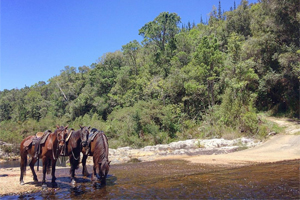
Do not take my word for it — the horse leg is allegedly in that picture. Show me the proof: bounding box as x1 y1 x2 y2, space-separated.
91 157 98 182
51 159 57 187
29 157 38 183
69 155 77 185
91 164 97 181
82 154 89 176
41 157 48 187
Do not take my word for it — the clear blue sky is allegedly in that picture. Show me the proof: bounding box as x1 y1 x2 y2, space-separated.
0 0 257 91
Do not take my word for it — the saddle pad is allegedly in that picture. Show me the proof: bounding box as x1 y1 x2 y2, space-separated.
40 131 51 144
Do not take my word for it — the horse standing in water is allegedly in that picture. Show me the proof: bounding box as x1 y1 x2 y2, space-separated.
82 128 110 185
65 126 90 184
19 125 68 187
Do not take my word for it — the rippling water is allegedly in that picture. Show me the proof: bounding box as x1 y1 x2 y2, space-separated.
3 159 300 199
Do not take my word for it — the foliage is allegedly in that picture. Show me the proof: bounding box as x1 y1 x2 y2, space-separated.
0 1 299 148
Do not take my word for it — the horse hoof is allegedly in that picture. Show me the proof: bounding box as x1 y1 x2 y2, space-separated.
52 182 57 188
20 181 24 185
71 179 76 185
42 184 47 190
83 172 90 177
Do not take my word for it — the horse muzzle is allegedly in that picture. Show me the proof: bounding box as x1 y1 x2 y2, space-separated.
82 141 88 147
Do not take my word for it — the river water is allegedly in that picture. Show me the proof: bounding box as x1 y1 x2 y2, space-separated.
2 159 300 199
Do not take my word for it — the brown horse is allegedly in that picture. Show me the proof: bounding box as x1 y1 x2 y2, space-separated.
65 126 90 185
81 128 110 185
19 125 69 187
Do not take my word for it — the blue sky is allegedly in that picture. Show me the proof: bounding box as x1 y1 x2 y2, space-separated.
1 0 257 91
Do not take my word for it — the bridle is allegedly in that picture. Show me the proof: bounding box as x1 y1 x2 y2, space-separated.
80 128 89 147
52 127 67 160
70 126 90 161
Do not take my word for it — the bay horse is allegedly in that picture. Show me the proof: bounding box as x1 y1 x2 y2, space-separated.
19 125 69 187
65 125 90 185
81 128 110 185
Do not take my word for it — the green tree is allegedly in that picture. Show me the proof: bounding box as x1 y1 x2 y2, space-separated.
122 40 141 75
192 35 224 107
139 12 181 51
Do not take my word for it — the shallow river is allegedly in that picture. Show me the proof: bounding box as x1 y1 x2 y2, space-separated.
2 159 300 199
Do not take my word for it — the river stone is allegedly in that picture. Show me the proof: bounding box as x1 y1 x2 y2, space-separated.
106 137 261 165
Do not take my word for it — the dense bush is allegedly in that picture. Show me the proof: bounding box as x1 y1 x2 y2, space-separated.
0 1 299 148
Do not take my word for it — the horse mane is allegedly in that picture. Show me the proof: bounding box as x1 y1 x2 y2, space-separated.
93 131 107 162
99 131 108 162
54 126 64 134
71 129 81 139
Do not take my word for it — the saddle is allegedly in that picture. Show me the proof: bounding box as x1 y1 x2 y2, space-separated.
88 131 100 143
23 130 51 158
85 130 104 155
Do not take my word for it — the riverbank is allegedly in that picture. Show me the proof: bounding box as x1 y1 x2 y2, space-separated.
0 117 299 196
1 133 299 196
103 137 261 165
0 136 263 196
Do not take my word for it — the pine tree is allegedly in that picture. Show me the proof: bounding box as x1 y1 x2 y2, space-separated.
218 1 222 20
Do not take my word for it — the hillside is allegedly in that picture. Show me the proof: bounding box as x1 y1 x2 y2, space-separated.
0 0 299 149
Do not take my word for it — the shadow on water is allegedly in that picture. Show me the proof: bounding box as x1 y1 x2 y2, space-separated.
0 156 68 168
2 159 300 199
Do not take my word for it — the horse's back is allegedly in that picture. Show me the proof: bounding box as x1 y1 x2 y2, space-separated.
93 132 109 160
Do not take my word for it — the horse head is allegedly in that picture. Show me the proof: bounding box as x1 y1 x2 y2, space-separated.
80 125 90 148
100 158 111 184
55 125 68 153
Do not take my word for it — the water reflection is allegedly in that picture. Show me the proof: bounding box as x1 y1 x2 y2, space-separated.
3 159 300 199
0 157 68 168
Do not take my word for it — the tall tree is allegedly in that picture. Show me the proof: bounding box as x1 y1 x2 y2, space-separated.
218 1 222 20
139 12 181 51
122 40 141 75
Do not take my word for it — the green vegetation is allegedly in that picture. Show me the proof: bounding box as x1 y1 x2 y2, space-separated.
0 1 299 149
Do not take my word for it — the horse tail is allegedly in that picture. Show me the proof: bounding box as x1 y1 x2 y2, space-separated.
20 144 28 176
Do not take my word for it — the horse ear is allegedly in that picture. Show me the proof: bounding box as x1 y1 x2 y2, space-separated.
88 126 91 129
65 125 69 129
80 125 83 129
56 125 60 129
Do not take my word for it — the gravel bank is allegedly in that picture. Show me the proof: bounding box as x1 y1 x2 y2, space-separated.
107 137 261 164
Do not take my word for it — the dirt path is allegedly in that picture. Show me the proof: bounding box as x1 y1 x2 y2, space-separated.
1 117 299 196
158 117 300 165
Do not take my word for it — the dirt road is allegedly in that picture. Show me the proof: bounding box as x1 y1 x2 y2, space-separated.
1 117 299 196
159 117 300 165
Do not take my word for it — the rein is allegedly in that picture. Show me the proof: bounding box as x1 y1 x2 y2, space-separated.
71 148 80 160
